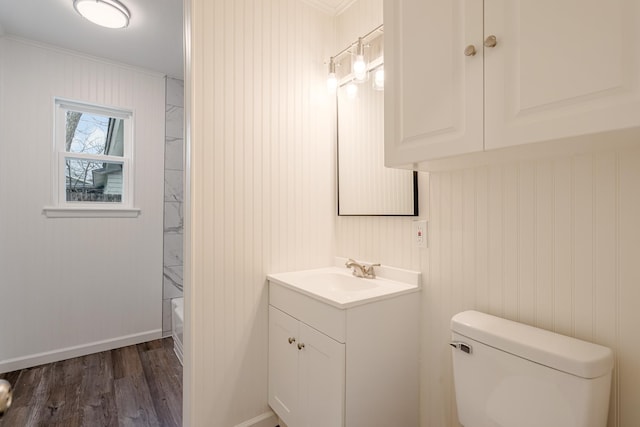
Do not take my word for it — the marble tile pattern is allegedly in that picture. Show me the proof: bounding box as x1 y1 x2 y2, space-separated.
164 201 183 233
164 169 184 203
164 266 184 296
163 77 184 334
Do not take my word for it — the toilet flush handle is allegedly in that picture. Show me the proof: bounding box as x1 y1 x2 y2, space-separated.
450 341 473 354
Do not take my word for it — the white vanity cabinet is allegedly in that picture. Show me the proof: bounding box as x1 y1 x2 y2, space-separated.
269 306 345 427
268 275 420 427
384 0 640 168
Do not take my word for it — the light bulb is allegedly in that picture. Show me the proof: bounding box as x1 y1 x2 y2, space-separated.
352 38 367 82
353 55 367 81
346 82 358 99
327 73 338 92
373 68 384 91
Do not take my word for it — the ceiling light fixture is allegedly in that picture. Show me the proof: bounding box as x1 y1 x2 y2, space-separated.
73 0 131 29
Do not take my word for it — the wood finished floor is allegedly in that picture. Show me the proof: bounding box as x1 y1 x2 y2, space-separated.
0 338 182 427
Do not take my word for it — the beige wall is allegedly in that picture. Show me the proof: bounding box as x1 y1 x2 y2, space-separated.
187 1 335 425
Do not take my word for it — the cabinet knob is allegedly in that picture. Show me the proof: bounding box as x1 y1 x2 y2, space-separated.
464 45 477 57
297 343 305 350
288 337 296 344
484 35 497 48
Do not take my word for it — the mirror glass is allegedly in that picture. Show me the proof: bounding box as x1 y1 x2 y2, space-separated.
336 36 417 216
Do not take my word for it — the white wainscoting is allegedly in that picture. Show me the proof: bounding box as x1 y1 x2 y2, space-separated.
0 37 165 372
187 1 335 425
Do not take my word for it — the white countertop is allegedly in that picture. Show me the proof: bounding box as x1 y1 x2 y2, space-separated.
267 260 421 309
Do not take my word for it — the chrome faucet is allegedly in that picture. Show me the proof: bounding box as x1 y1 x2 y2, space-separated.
345 259 380 279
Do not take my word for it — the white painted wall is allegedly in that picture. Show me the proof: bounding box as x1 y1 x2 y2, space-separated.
187 1 335 426
0 37 165 372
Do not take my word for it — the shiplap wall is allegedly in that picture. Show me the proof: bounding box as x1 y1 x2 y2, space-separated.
187 1 335 425
340 146 640 427
0 37 165 372
334 2 640 427
423 145 640 427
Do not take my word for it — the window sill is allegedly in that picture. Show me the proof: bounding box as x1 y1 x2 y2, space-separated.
42 206 141 218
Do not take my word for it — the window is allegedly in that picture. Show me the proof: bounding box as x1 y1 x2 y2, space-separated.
45 99 138 217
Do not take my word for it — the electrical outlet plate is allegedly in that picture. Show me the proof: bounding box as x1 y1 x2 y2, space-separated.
412 220 427 248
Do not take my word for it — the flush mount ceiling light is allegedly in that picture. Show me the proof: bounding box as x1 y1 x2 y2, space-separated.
73 0 131 29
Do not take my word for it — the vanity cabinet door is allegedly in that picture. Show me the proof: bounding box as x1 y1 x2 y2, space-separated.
384 0 484 167
484 0 640 150
298 322 345 427
268 306 300 427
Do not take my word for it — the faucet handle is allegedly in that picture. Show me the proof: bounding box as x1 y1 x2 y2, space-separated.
363 263 380 278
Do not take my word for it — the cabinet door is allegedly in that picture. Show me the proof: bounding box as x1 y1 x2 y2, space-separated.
384 0 484 167
485 0 640 149
298 323 345 427
268 306 300 426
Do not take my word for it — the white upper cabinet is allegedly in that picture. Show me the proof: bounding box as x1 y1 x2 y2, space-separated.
384 0 484 167
385 0 640 167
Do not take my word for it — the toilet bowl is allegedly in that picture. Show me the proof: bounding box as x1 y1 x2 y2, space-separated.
451 310 613 427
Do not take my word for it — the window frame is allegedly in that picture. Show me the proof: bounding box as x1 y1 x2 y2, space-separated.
43 98 139 218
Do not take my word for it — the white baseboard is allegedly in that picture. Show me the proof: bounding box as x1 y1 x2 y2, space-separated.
234 411 279 427
0 329 162 373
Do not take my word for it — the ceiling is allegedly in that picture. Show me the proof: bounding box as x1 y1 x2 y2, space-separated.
0 0 354 79
0 0 184 78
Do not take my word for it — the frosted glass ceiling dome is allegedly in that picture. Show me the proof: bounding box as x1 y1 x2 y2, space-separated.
73 0 130 29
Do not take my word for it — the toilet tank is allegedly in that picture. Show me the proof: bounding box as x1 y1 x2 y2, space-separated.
450 311 613 427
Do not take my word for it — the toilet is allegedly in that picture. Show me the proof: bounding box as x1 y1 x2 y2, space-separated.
450 310 613 427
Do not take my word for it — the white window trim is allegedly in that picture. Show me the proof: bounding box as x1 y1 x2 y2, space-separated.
43 98 139 218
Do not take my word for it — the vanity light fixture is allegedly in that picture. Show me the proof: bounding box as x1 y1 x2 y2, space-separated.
327 57 338 92
326 24 382 94
372 66 384 91
352 38 367 82
73 0 131 29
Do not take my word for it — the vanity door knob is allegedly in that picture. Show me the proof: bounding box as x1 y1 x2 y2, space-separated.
288 337 296 344
484 35 497 48
297 343 305 350
464 45 477 56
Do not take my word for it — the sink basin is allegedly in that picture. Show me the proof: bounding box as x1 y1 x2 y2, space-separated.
304 272 378 292
267 262 421 309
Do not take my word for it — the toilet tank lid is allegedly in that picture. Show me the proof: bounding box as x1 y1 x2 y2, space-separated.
451 311 613 379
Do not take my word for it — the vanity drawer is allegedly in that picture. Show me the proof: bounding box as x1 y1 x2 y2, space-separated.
269 281 346 343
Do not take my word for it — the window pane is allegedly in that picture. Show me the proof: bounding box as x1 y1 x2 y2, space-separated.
65 158 123 203
66 111 125 157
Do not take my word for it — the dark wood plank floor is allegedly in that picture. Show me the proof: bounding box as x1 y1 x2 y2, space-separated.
0 338 182 427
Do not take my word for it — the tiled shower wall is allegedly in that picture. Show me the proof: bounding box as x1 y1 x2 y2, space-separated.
163 77 184 335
